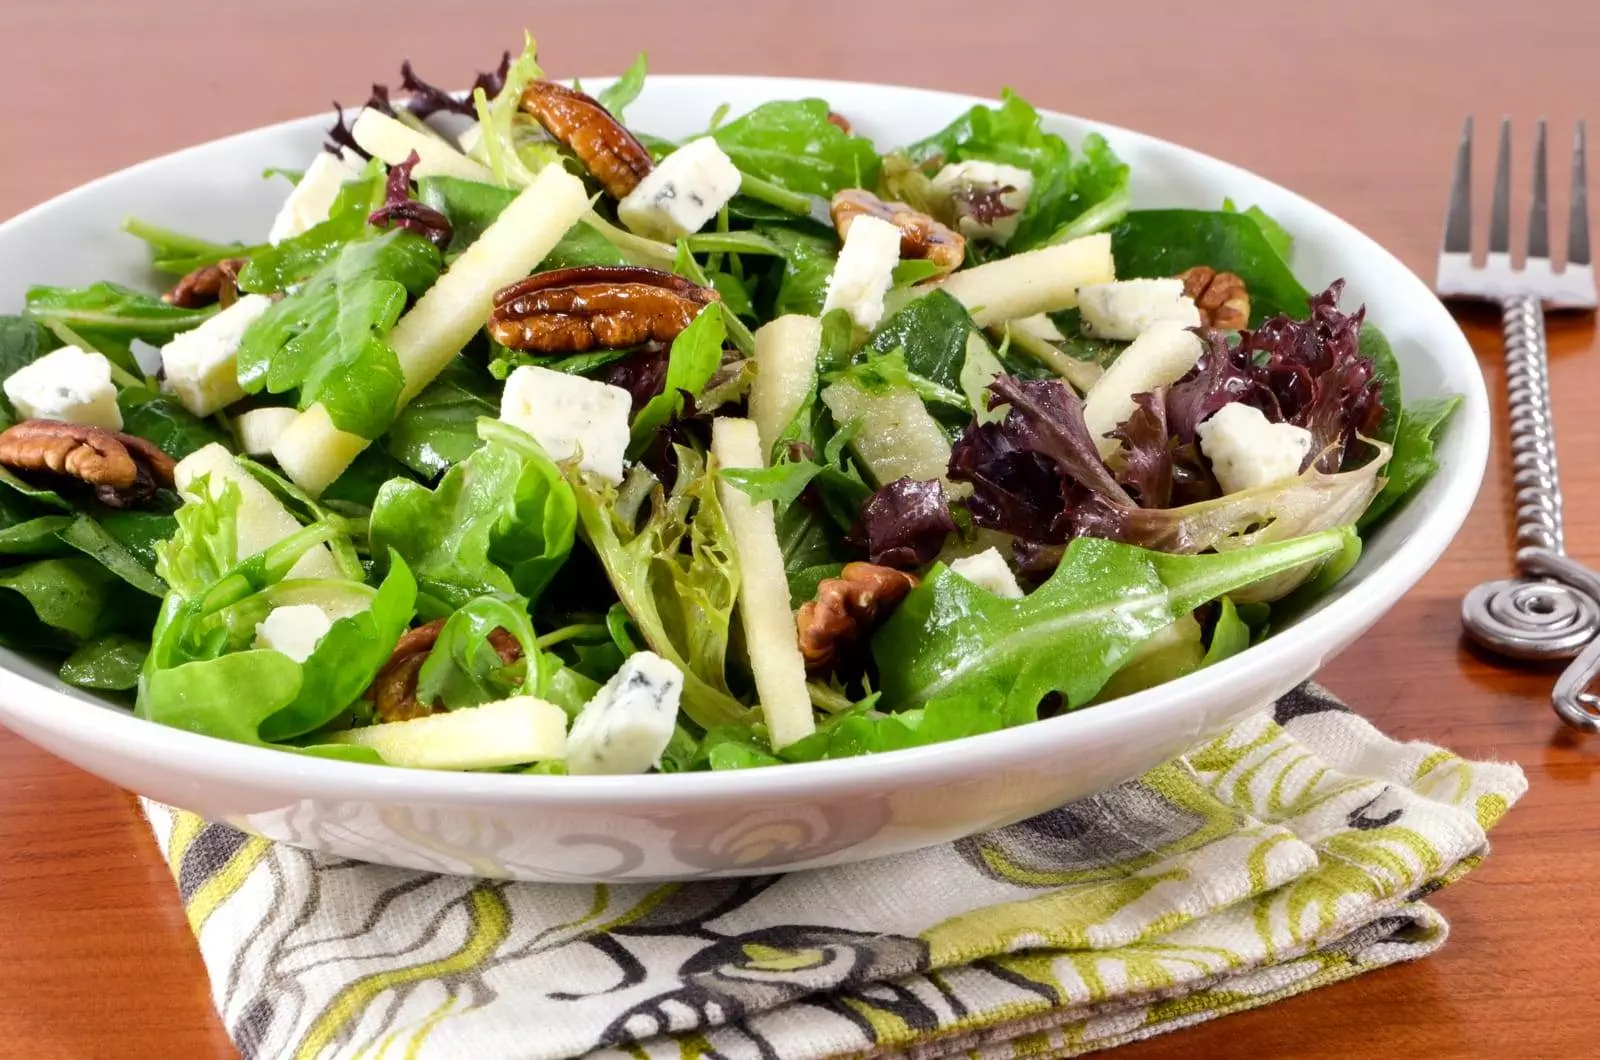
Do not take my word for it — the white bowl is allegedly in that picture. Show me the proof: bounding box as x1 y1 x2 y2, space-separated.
0 77 1488 881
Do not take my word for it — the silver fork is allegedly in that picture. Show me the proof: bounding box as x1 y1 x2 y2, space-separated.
1444 116 1600 731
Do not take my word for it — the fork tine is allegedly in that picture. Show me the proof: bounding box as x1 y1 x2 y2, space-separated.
1570 121 1591 266
1528 118 1551 260
1443 116 1474 254
1490 117 1513 255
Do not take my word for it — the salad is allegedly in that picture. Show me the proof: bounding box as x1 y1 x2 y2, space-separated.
0 36 1457 774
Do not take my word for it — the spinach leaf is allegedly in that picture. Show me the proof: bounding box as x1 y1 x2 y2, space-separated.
597 52 648 120
385 359 499 477
629 302 726 451
97 510 177 574
1359 396 1462 529
238 171 386 292
862 289 982 392
873 528 1350 716
322 447 416 510
121 217 264 276
1359 325 1403 445
56 516 167 596
1223 199 1294 261
118 386 232 459
237 229 443 439
24 283 213 374
371 419 577 611
59 633 148 691
713 99 881 199
905 91 1130 250
1109 210 1309 324
763 225 838 317
0 556 140 642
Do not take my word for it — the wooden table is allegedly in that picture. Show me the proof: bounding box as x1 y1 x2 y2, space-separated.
3 1 1599 1055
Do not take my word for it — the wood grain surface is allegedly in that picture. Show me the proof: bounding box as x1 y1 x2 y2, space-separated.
3 1 1599 1056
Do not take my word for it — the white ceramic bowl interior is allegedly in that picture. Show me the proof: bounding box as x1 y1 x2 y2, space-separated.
0 77 1488 881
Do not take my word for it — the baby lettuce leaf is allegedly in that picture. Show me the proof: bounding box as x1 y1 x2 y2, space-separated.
117 386 232 459
59 633 148 691
1359 396 1462 529
414 593 539 712
24 283 214 375
569 446 747 729
713 99 881 199
1109 210 1308 324
873 527 1350 716
629 302 726 451
237 228 443 439
371 419 577 613
904 91 1130 251
596 52 648 120
384 359 499 476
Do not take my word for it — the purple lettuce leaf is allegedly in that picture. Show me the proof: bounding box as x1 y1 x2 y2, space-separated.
400 52 513 118
325 102 372 160
860 477 957 568
368 151 454 249
1109 389 1173 508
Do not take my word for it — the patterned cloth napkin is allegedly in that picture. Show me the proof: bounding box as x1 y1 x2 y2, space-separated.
141 684 1525 1059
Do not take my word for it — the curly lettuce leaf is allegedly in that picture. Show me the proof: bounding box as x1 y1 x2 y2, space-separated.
905 91 1130 250
472 33 562 190
873 527 1351 716
370 418 577 612
713 99 881 199
236 228 442 439
597 52 648 120
569 446 746 729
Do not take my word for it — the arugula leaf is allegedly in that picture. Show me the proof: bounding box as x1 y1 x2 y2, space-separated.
59 633 148 691
419 176 627 266
1109 210 1309 324
384 359 499 476
629 302 726 451
371 419 577 612
713 99 881 198
597 52 648 120
568 446 747 729
237 229 443 439
237 170 386 293
873 528 1351 715
121 217 263 276
117 386 232 459
720 461 822 508
1359 396 1462 529
1223 199 1294 261
905 91 1130 250
24 283 213 375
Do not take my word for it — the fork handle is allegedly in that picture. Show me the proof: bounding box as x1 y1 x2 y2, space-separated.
1502 294 1567 560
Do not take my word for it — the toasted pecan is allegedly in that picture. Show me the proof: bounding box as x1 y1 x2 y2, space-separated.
0 420 175 508
365 619 525 723
163 258 248 309
519 80 654 199
1179 266 1251 331
830 188 965 273
795 562 919 675
488 265 720 354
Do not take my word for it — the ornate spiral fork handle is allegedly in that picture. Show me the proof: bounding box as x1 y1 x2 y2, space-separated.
1462 296 1600 662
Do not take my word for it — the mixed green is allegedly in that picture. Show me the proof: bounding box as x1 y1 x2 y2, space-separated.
0 36 1458 773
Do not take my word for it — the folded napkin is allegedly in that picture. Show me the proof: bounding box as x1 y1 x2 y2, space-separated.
142 684 1525 1060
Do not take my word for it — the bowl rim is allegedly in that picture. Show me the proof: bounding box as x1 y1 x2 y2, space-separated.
0 74 1490 805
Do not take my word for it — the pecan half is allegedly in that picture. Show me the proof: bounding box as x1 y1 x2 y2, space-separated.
830 188 965 273
520 81 654 199
163 258 247 308
1179 266 1250 331
488 265 721 354
0 420 175 508
796 562 919 675
365 619 525 723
